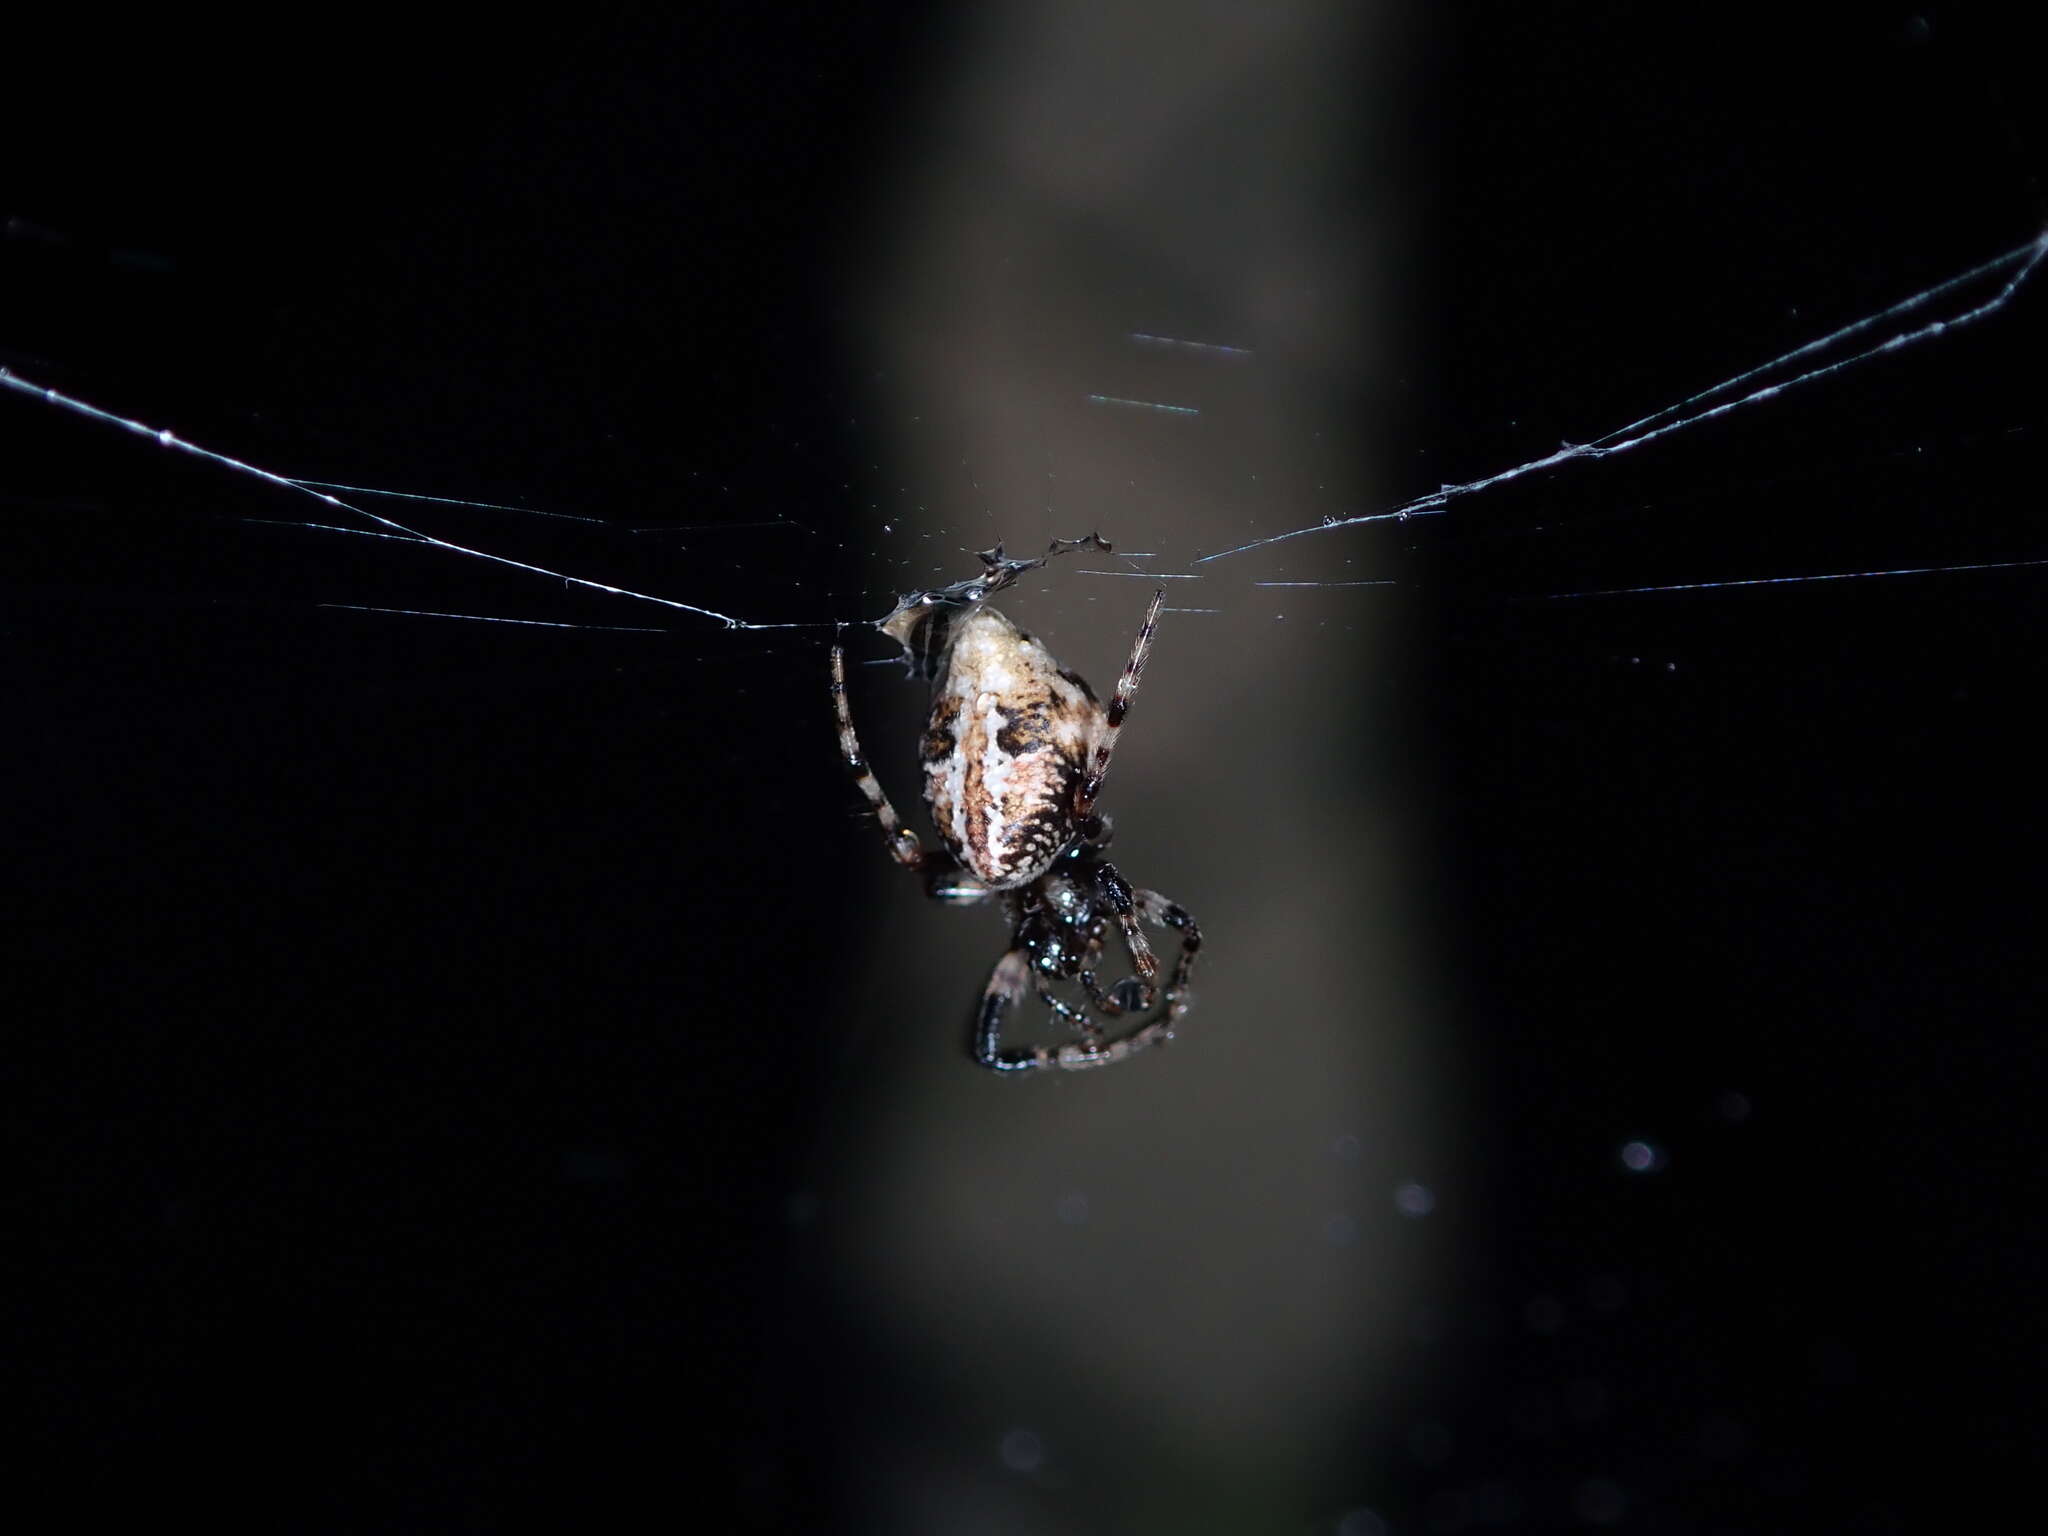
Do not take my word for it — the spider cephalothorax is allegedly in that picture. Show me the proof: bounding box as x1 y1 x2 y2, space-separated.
830 537 1201 1072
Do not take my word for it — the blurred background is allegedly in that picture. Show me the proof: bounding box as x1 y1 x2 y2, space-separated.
7 3 2043 1530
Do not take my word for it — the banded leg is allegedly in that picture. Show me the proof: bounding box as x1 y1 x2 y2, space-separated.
1082 887 1198 1020
1090 858 1158 982
972 949 1059 1072
1029 962 1106 1048
974 949 1136 1073
973 892 1203 1074
830 644 929 872
1134 889 1202 1032
1073 587 1166 822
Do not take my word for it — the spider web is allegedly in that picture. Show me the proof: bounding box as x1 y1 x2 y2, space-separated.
4 7 2042 670
7 54 2040 676
7 230 2038 629
6 10 2041 1147
8 6 2046 1531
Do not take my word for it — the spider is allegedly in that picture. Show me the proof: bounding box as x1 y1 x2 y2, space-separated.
830 536 1202 1072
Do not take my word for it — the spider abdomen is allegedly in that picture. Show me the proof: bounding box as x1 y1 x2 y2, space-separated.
921 607 1103 889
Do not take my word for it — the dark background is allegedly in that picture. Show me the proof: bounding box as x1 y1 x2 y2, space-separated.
7 3 2043 1530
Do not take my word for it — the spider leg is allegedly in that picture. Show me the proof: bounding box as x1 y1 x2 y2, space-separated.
971 949 1143 1073
1077 925 1143 1016
1029 963 1106 1047
973 893 1202 1074
1072 587 1165 823
1089 859 1159 981
1132 888 1202 1032
972 949 1061 1072
1080 885 1200 1028
830 644 931 872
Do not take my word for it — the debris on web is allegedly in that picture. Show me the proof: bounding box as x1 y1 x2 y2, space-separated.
872 534 1114 676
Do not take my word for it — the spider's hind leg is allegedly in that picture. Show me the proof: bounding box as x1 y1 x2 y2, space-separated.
830 643 930 873
1072 587 1165 824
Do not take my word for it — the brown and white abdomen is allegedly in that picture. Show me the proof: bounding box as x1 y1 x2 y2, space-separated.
919 607 1105 889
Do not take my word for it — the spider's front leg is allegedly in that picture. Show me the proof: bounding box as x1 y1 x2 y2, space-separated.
976 908 1117 1072
973 948 1061 1072
974 949 1128 1073
973 943 1182 1071
1077 875 1201 1031
972 902 1195 1075
1088 858 1159 982
1133 888 1202 1033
